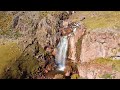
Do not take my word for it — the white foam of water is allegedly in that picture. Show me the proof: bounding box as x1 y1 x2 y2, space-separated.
55 36 68 71
57 66 65 71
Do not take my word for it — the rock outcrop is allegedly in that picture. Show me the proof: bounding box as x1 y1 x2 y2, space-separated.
68 23 86 62
77 28 120 79
36 14 57 48
77 62 113 79
80 28 120 63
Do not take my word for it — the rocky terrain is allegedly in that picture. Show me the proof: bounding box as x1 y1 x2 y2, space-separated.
0 11 120 79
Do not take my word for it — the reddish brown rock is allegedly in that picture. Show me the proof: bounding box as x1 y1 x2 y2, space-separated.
77 62 113 79
53 74 64 79
68 25 86 62
64 66 72 76
46 47 52 53
80 29 120 63
60 27 73 36
51 48 57 56
63 20 69 28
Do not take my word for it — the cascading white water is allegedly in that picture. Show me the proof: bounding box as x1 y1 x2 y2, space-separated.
55 22 80 71
55 36 68 71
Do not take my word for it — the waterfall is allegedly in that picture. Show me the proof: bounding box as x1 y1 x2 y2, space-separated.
55 36 68 71
55 22 80 71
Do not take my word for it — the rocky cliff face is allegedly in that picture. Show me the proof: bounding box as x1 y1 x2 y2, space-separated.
77 28 120 79
80 28 120 63
68 23 86 62
76 11 120 79
10 11 59 51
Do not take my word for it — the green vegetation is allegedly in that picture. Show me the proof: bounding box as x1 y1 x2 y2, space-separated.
39 11 62 19
69 11 120 30
0 12 22 39
100 73 112 79
0 28 22 39
1 42 45 79
14 30 22 39
18 54 39 78
0 42 22 77
75 37 83 62
0 12 13 31
71 74 79 79
78 77 87 79
3 62 22 79
91 57 120 72
83 11 120 30
2 52 40 79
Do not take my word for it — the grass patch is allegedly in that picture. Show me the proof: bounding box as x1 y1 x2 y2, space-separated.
0 42 22 77
71 74 79 79
69 11 120 31
76 38 82 62
18 54 39 78
83 11 120 30
2 53 40 79
0 12 13 31
75 35 84 62
39 11 62 19
100 73 112 79
91 57 120 72
2 41 44 79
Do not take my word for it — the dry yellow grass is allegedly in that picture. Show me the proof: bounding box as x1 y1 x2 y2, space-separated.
0 42 22 77
0 12 13 31
83 11 120 30
69 11 120 31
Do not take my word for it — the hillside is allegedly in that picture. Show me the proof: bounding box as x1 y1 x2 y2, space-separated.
0 11 120 79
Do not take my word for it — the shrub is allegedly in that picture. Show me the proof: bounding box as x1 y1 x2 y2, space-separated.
71 74 79 79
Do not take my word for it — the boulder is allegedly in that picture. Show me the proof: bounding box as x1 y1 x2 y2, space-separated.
51 48 57 56
60 27 73 36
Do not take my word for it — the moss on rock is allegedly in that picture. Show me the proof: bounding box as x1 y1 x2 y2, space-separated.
71 74 79 79
0 12 13 31
100 73 113 79
2 53 40 79
91 57 120 72
75 37 82 62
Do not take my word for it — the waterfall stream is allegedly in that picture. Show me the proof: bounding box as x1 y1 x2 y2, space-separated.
55 22 80 71
55 36 68 71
